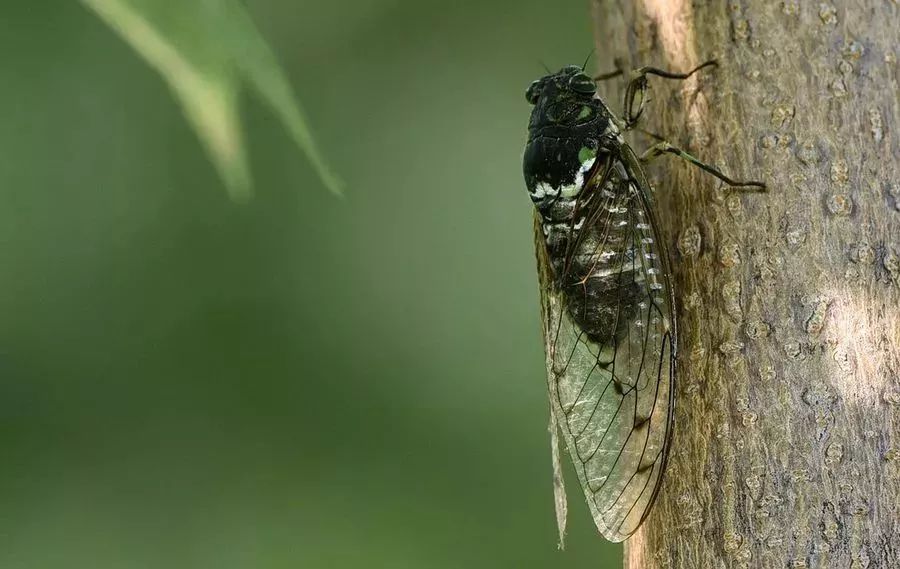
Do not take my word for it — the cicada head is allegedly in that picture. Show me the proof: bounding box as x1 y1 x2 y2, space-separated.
523 66 612 212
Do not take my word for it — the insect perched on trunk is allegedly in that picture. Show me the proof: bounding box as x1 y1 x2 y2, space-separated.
523 61 764 544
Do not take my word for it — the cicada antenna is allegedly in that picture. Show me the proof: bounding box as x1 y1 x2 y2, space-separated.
581 48 596 71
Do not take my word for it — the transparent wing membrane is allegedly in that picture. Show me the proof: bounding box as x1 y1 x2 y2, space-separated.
535 159 675 542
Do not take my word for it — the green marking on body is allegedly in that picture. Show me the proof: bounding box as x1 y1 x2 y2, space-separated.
577 106 592 120
578 146 597 163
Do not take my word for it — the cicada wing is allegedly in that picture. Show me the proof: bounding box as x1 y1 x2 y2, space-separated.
534 164 675 542
548 403 568 549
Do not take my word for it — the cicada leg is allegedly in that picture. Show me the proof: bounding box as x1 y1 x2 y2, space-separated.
595 60 718 127
594 68 624 81
639 140 766 190
595 59 764 189
621 60 718 128
593 56 627 81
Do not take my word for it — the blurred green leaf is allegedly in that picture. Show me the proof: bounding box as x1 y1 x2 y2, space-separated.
81 0 343 200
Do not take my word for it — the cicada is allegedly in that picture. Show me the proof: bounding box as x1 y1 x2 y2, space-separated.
523 62 763 543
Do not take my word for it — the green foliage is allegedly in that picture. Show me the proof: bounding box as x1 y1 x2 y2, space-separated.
81 0 343 200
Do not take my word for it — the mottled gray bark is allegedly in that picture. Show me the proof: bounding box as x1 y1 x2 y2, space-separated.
590 2 900 567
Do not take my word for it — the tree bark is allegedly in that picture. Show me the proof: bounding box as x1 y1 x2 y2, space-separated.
590 2 900 567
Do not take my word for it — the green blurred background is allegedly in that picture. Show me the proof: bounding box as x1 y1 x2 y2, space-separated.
0 1 621 567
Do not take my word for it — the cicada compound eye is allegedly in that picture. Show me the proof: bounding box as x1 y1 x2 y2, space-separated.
526 80 542 105
568 72 597 95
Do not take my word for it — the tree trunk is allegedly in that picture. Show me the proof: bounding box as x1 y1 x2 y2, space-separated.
590 2 900 567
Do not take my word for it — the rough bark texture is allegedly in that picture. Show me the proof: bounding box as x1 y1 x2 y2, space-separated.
590 2 900 567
